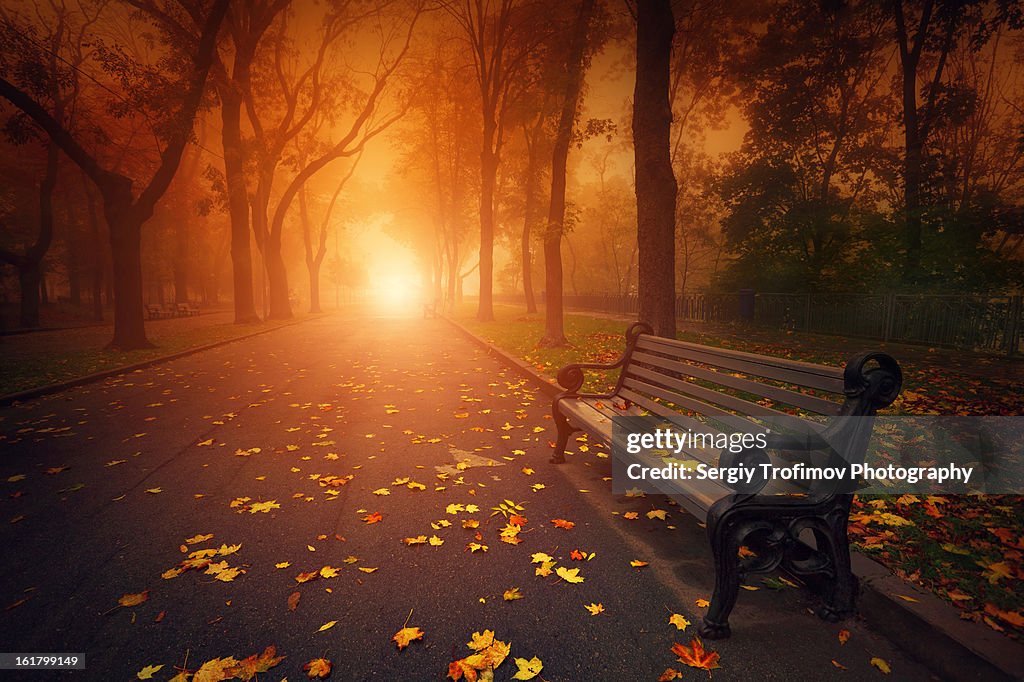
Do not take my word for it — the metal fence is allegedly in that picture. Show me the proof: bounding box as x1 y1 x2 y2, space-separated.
495 291 1023 356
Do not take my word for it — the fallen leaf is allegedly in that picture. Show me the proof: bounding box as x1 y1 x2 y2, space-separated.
838 629 850 645
555 566 584 584
303 657 332 678
695 598 710 608
511 656 543 680
119 591 149 608
658 669 683 681
669 613 690 631
585 602 604 615
630 560 649 568
136 664 163 679
363 512 383 524
503 587 523 601
551 519 575 529
671 637 720 674
318 620 337 632
288 592 300 611
393 626 424 650
870 657 891 674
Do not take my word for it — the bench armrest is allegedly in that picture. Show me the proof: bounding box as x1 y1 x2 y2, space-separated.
555 321 652 394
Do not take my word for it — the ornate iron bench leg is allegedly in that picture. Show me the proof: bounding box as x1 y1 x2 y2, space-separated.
814 527 858 622
699 517 743 639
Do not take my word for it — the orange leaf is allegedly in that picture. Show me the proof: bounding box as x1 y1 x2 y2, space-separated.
838 629 850 645
233 646 286 679
303 658 332 678
551 519 575 529
393 626 425 650
288 592 301 611
118 590 149 608
570 549 584 561
363 512 383 524
671 637 720 674
658 669 683 681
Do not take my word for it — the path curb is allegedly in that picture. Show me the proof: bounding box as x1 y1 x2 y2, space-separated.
443 314 1024 682
0 315 319 408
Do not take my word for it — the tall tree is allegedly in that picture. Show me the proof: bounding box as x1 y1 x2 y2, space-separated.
442 0 549 322
632 0 676 337
0 0 230 348
539 0 596 346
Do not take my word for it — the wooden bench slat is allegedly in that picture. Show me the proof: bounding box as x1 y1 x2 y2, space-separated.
630 350 842 416
636 336 845 393
622 376 770 427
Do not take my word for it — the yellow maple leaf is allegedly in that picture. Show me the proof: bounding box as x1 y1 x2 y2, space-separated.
145 487 162 494
503 587 524 601
630 559 649 568
446 503 465 514
136 664 163 679
319 566 340 578
978 560 1014 584
870 657 891 674
585 602 604 615
531 552 554 564
217 543 241 556
669 613 690 630
535 561 555 577
318 620 337 632
275 562 291 569
403 535 428 546
462 519 480 529
393 626 425 650
466 542 488 553
695 598 710 608
429 535 444 546
359 566 378 573
185 533 214 545
556 566 584 584
511 656 543 680
192 657 238 682
248 500 280 513
647 509 668 520
214 567 241 582
372 488 391 496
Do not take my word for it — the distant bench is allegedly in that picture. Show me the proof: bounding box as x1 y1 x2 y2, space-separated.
551 322 902 638
147 303 200 320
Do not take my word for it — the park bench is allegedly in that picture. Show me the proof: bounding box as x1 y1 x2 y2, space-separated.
176 302 200 317
146 304 165 320
551 322 902 639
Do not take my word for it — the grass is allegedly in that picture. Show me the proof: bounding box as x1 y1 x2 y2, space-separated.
0 310 319 396
452 300 1024 638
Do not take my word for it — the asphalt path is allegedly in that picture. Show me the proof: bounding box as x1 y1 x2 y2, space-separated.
0 312 936 681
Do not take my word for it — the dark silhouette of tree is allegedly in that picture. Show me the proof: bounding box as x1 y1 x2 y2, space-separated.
631 0 676 337
0 0 230 348
539 0 597 347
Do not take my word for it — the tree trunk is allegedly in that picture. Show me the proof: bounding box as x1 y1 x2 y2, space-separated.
17 264 41 328
174 209 189 304
83 174 104 321
106 206 151 349
265 239 292 319
633 0 677 338
221 89 260 323
521 133 541 314
540 0 595 347
478 143 497 322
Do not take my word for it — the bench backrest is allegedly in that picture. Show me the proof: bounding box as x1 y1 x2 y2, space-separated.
612 324 902 500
